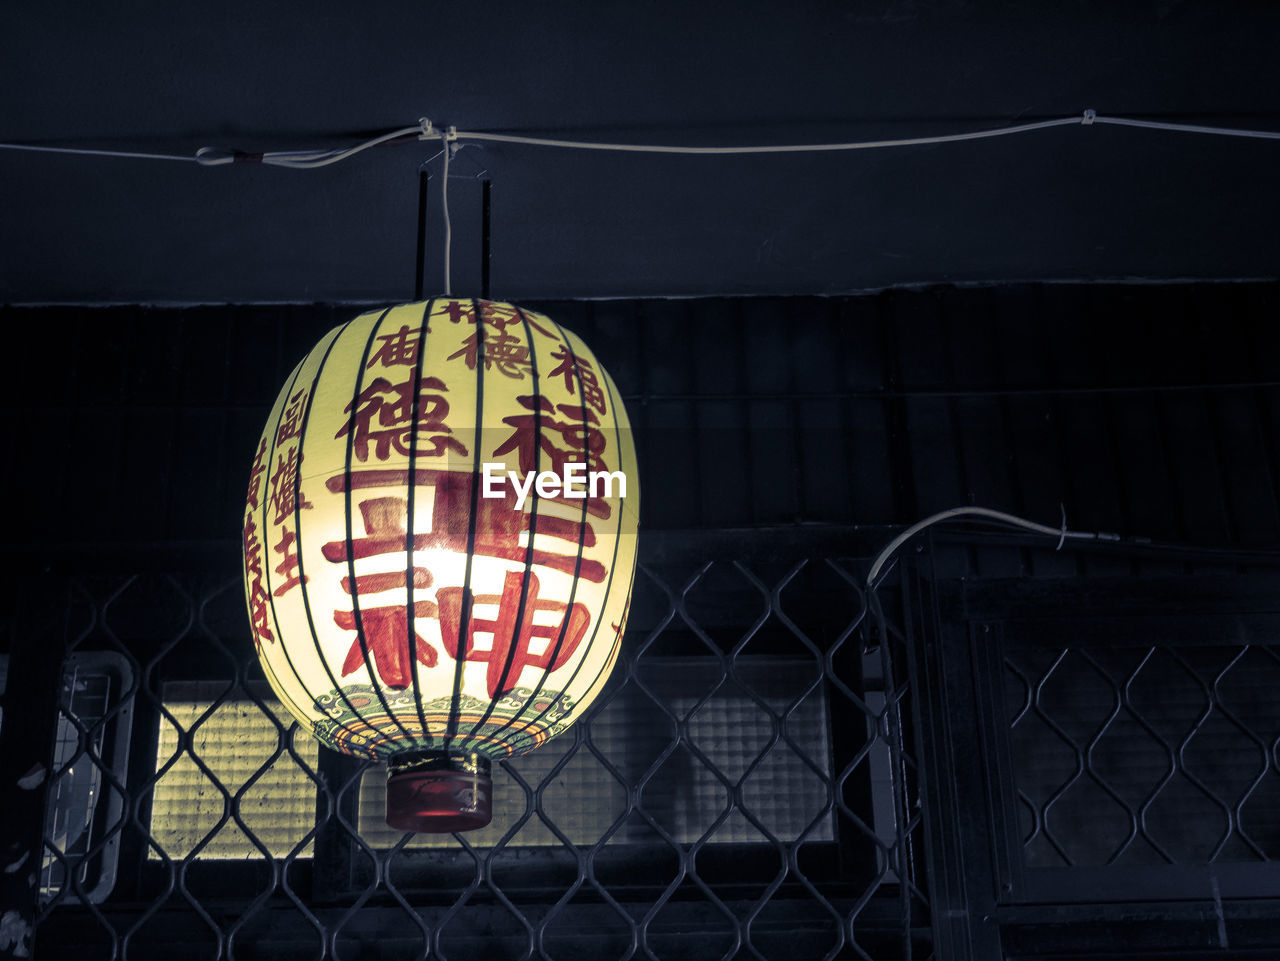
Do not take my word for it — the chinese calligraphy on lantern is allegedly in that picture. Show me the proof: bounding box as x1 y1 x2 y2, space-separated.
448 327 533 379
439 571 590 699
320 493 440 690
439 300 556 339
367 324 422 369
547 346 608 416
243 439 274 649
336 373 467 461
248 302 635 744
492 395 616 519
320 466 608 691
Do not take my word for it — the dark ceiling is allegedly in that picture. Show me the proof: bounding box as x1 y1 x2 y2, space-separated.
3 2 1278 305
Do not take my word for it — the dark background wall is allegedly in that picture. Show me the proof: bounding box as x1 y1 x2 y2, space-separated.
3 283 1280 960
7 282 1279 564
3 2 1279 303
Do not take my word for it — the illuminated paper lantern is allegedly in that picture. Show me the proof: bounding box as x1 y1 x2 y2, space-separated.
241 299 638 832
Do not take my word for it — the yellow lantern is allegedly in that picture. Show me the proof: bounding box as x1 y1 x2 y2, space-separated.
241 299 639 832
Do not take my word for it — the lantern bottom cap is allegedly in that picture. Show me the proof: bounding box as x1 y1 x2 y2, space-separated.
386 768 493 834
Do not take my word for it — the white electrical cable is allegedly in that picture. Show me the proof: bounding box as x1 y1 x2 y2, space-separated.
450 116 1085 154
440 127 452 297
192 122 429 168
865 506 1104 589
0 122 430 167
3 111 1279 168
1092 116 1280 140
0 142 198 163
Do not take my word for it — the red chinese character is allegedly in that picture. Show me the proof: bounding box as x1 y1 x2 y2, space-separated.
268 447 313 524
275 389 309 449
493 396 612 519
322 495 440 690
492 397 605 476
272 526 308 597
547 346 608 415
441 301 475 325
367 324 422 369
439 300 555 338
335 605 439 689
438 570 590 698
243 514 274 647
246 438 268 509
610 594 631 641
447 327 532 379
335 373 467 462
326 469 607 583
479 301 520 327
482 302 556 338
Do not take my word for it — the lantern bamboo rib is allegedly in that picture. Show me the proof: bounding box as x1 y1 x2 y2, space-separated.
402 298 439 750
339 308 421 749
3 113 1278 169
443 297 489 753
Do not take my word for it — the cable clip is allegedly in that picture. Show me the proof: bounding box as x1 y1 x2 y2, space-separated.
194 146 235 166
1057 503 1067 551
194 146 263 166
1082 109 1097 125
418 118 435 140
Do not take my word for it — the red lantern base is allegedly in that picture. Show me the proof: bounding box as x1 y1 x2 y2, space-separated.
385 752 493 833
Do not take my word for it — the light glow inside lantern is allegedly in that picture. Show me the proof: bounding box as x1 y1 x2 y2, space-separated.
241 299 639 832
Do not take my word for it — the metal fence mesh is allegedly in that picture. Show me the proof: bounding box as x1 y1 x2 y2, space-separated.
1006 641 1280 870
32 552 929 961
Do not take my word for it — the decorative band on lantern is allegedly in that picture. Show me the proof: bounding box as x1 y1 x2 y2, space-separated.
242 299 639 832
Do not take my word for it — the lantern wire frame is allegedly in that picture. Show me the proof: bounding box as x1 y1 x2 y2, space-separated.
244 299 640 801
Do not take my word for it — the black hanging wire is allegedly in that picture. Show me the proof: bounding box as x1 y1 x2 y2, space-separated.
481 179 492 300
414 168 430 302
415 154 490 302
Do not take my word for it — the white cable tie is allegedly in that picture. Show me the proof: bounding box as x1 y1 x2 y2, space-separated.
1057 503 1067 550
195 145 268 166
194 146 237 166
1083 109 1097 125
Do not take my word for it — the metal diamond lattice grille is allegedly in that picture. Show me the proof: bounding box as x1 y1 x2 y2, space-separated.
149 682 320 859
358 659 835 848
29 558 929 961
1006 642 1280 869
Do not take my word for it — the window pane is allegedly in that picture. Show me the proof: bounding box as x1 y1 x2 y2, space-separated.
149 683 319 859
0 652 136 904
357 658 836 848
